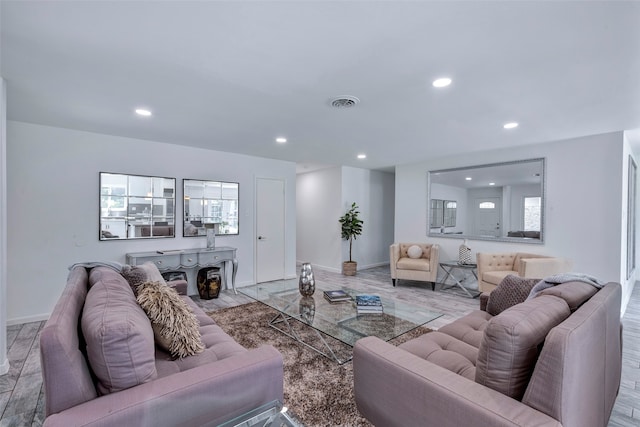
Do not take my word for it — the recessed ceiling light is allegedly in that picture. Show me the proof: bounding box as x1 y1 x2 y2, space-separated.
432 77 452 88
135 108 152 117
503 122 519 129
276 137 287 144
465 177 472 181
489 182 496 186
357 154 367 159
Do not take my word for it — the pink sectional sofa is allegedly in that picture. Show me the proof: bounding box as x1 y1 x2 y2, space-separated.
353 280 622 427
40 266 283 426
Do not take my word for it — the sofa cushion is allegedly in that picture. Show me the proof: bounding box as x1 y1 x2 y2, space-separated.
486 275 540 316
536 281 598 311
399 332 477 380
475 295 571 400
396 258 431 272
437 310 492 348
137 281 205 359
82 268 157 395
407 245 422 259
154 297 247 377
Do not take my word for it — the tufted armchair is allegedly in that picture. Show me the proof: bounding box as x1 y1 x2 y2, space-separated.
390 243 439 289
476 252 572 293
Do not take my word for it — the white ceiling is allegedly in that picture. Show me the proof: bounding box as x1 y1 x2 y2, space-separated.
2 1 639 173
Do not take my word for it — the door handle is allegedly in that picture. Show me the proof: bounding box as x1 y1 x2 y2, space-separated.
258 236 266 240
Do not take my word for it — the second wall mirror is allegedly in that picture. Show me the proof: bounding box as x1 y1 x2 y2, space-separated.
183 179 239 237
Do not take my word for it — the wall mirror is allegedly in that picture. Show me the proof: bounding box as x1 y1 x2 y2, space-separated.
100 172 176 240
427 158 545 243
183 179 239 237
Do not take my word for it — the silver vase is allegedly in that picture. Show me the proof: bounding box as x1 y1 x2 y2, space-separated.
299 262 315 296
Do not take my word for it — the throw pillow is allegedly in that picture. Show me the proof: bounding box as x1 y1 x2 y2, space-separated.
407 245 423 259
475 295 571 400
122 262 167 295
137 281 204 359
82 268 157 395
486 275 540 316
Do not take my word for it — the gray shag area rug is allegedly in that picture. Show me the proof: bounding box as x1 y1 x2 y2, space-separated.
209 302 431 427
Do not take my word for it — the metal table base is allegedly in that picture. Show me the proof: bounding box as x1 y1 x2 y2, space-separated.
439 261 481 298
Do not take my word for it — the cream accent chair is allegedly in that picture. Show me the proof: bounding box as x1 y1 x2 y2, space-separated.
390 243 439 289
476 252 572 293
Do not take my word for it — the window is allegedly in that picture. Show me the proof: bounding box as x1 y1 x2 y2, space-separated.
523 196 541 231
478 201 495 209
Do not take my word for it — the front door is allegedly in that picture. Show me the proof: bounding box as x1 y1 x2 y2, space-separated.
256 178 285 283
474 197 502 237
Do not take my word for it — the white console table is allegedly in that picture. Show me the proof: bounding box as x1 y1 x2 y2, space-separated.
126 247 238 296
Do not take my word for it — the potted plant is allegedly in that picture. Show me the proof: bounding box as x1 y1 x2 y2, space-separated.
339 202 364 276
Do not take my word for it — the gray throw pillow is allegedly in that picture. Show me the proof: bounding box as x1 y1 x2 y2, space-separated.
122 262 167 295
486 275 540 316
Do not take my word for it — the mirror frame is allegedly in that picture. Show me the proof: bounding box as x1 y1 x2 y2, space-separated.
183 179 239 237
99 172 176 240
427 158 546 244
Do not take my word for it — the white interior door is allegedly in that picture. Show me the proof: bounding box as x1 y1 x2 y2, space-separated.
256 178 285 283
474 197 502 237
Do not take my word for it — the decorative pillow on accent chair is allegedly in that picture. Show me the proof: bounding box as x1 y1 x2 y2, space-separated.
407 245 423 259
486 275 540 316
137 281 204 359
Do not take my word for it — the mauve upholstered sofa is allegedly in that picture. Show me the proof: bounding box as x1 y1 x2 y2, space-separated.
353 280 622 427
40 266 284 426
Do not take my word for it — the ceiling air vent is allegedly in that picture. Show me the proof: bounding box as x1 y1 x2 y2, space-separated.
330 96 360 108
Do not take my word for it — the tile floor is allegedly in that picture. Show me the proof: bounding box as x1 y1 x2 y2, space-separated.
0 265 638 426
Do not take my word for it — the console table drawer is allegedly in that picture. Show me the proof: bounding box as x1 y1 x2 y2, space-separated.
180 254 198 267
149 254 181 270
199 251 231 265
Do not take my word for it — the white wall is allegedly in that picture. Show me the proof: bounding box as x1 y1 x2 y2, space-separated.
6 121 297 323
342 167 395 270
0 78 8 374
622 132 639 311
296 166 395 272
296 167 343 270
395 132 631 310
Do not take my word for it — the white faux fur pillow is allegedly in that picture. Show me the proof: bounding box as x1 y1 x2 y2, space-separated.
407 245 423 259
136 281 204 359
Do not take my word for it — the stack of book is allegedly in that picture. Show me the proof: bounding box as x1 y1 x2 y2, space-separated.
355 295 383 314
323 289 351 303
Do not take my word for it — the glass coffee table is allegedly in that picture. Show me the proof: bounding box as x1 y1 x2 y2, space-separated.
240 279 442 364
218 400 301 427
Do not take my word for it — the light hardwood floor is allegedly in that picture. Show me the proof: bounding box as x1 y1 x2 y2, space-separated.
1 265 638 426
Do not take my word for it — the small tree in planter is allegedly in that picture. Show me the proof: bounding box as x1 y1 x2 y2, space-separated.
339 202 364 276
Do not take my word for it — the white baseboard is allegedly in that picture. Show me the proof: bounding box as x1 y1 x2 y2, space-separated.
0 357 9 375
7 313 49 326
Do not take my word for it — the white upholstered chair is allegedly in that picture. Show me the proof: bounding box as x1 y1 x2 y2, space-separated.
476 252 572 293
390 243 439 289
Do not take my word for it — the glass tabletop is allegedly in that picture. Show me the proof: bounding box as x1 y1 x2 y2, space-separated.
239 279 442 348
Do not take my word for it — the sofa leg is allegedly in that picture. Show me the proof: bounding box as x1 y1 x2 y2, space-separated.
392 278 396 287
431 281 435 291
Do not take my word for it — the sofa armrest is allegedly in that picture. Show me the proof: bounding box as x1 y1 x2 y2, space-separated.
519 258 570 279
353 337 561 427
167 279 188 295
44 345 284 427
